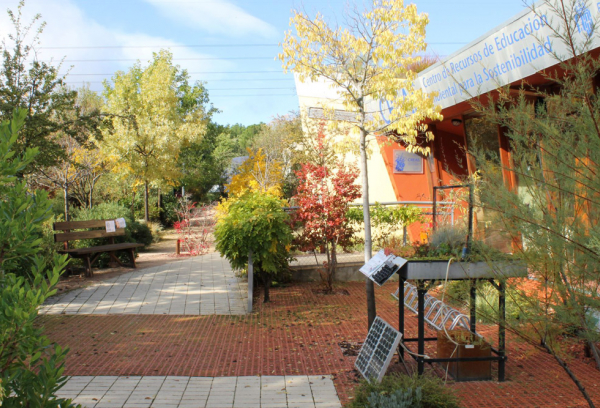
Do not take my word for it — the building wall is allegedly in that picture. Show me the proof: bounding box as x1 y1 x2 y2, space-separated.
297 94 397 205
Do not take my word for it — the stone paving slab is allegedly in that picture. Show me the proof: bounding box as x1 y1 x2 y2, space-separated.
40 252 248 315
58 375 341 408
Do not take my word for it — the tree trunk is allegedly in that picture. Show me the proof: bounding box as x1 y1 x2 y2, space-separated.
89 178 95 209
263 274 271 303
64 184 70 221
131 189 136 217
542 341 595 408
144 180 150 222
360 129 376 329
329 243 336 293
158 188 162 212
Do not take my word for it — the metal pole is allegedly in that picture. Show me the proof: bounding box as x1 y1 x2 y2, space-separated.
499 280 506 381
417 283 426 375
470 280 477 333
432 187 438 232
247 250 253 313
399 275 406 361
467 184 474 252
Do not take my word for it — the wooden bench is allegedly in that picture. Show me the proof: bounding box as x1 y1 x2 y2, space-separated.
53 220 144 277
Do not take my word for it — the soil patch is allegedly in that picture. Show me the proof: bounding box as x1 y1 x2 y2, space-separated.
339 341 362 357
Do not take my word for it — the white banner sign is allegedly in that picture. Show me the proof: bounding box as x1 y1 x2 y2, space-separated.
373 1 600 120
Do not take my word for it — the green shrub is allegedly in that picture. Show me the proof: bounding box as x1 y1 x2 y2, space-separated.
0 109 78 406
348 374 461 408
215 192 293 302
444 280 522 323
160 191 179 227
72 202 152 267
1 255 79 408
0 111 54 279
367 387 422 408
428 225 466 259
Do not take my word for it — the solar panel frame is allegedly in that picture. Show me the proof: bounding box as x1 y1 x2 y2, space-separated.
355 316 402 382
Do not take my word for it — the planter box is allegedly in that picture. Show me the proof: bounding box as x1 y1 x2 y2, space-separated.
400 260 527 281
437 330 492 381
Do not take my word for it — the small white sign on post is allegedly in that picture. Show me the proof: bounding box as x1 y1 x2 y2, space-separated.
105 220 116 233
115 218 127 228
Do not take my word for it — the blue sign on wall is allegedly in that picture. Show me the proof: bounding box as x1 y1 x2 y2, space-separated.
393 150 423 174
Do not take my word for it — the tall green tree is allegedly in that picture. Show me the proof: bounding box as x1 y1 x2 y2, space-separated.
178 121 235 201
0 2 101 171
469 1 600 405
102 50 213 221
229 123 264 154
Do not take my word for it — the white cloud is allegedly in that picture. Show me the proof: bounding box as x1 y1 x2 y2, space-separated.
143 0 277 38
0 0 235 88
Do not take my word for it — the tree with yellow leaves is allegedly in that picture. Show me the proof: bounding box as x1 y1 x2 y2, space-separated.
102 50 213 221
227 148 284 198
279 0 443 327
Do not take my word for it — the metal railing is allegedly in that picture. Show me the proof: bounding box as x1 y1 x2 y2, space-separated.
392 282 480 335
288 200 459 267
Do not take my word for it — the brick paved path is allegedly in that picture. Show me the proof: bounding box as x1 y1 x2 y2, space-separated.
40 253 247 315
58 375 340 408
41 280 600 407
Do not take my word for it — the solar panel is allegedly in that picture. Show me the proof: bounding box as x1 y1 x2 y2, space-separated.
355 316 402 382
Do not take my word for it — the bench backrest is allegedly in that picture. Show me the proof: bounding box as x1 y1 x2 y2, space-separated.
53 220 125 243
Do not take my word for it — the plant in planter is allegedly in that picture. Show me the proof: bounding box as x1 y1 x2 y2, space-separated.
437 329 491 381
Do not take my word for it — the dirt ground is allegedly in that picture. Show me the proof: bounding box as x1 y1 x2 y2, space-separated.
54 229 214 294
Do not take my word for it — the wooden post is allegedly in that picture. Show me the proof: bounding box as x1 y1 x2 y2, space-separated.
247 250 253 313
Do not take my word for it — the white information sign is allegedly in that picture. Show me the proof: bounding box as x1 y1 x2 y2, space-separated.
115 218 127 228
359 249 408 286
105 220 116 233
359 249 389 277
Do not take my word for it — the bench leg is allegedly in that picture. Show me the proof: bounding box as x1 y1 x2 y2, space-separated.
109 251 125 267
85 256 93 277
129 248 137 268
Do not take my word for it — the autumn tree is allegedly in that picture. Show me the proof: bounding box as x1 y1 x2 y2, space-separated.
280 0 442 327
102 50 213 221
292 129 361 292
226 148 284 199
31 86 105 220
69 86 111 210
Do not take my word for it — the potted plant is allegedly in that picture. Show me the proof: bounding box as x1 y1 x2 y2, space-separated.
437 329 492 381
385 225 528 280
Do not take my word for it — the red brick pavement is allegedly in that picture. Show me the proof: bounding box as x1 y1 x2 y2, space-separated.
39 282 600 407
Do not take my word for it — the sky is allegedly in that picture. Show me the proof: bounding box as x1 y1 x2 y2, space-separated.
0 0 531 126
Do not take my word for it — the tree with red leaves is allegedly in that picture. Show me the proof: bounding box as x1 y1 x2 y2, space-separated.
292 132 361 293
